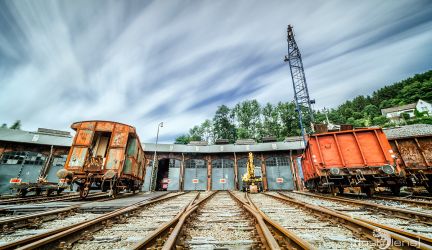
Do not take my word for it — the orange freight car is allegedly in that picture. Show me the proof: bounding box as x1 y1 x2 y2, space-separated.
385 125 432 193
302 127 403 196
56 121 146 198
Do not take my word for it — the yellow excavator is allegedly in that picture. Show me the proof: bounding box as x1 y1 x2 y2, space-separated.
242 152 263 193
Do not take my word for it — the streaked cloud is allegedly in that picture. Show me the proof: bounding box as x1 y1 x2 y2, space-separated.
0 0 431 142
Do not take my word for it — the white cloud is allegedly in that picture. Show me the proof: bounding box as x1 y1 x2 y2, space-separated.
0 0 431 143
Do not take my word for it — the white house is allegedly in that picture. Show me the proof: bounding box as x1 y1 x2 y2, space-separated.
381 99 432 122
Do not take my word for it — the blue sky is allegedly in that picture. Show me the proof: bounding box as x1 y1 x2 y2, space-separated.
0 0 431 143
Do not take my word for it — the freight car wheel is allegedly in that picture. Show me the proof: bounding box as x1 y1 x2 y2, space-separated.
361 186 375 197
79 186 90 199
17 189 27 197
46 189 54 196
35 188 42 196
390 185 401 195
338 186 344 195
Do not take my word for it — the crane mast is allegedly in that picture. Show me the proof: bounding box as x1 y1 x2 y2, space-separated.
284 25 315 143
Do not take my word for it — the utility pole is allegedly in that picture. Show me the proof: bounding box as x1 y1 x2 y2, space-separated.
284 25 315 145
150 122 163 191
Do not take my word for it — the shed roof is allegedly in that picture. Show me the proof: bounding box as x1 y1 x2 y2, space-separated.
0 128 73 147
142 139 304 154
381 103 416 115
383 124 432 140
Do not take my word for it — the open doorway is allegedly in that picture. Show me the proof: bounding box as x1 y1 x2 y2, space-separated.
155 158 170 191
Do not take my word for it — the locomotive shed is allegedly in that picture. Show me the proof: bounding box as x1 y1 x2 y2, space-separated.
141 138 305 192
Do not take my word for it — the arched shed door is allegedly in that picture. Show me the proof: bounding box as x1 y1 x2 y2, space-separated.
211 159 234 190
237 158 262 190
184 159 207 191
166 159 181 191
265 157 294 190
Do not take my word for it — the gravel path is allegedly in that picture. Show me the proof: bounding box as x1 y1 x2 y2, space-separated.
283 192 432 239
183 192 257 249
250 193 373 249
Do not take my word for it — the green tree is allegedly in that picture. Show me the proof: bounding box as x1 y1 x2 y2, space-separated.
401 112 411 121
213 105 236 142
372 116 389 126
363 104 380 118
233 100 261 139
277 102 299 138
261 103 281 138
174 135 191 144
1 123 7 128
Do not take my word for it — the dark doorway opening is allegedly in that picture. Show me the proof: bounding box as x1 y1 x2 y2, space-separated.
156 159 170 191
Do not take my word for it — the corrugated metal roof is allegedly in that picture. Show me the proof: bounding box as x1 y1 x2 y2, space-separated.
0 128 73 147
383 124 432 140
142 140 304 153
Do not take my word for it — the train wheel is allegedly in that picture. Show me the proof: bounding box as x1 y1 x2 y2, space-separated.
56 188 63 195
35 189 42 196
17 189 27 197
338 186 344 195
426 185 432 194
79 186 89 199
390 185 401 195
329 186 337 196
362 186 374 197
46 189 54 196
109 188 119 198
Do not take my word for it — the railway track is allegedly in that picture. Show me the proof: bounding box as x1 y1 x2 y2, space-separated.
0 192 173 250
178 192 260 248
281 191 432 247
134 191 312 249
0 192 109 206
2 190 430 249
340 192 432 209
249 192 374 249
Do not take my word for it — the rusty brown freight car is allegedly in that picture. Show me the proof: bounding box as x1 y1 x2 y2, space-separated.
57 121 145 198
384 124 432 193
302 127 403 196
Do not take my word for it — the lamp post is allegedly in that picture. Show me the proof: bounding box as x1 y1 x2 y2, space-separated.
150 122 163 191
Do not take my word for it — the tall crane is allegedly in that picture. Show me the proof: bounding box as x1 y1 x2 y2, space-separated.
284 25 315 144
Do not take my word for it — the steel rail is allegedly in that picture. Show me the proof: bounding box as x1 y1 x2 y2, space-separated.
283 192 432 246
160 191 218 250
0 205 80 233
147 191 286 250
373 195 432 208
131 191 217 249
272 192 432 250
293 191 432 224
0 192 173 250
0 192 108 206
336 192 432 208
233 192 313 250
242 192 314 250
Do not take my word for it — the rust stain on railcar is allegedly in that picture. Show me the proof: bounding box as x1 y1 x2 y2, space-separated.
390 137 432 169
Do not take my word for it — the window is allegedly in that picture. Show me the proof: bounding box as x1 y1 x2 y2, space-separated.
185 159 207 168
168 159 181 168
212 159 234 168
237 158 261 168
0 151 46 165
265 157 290 167
90 131 111 158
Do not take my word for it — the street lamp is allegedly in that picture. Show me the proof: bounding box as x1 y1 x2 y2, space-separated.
150 122 163 191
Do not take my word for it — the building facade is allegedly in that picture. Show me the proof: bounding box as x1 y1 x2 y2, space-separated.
381 99 432 123
141 140 304 192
